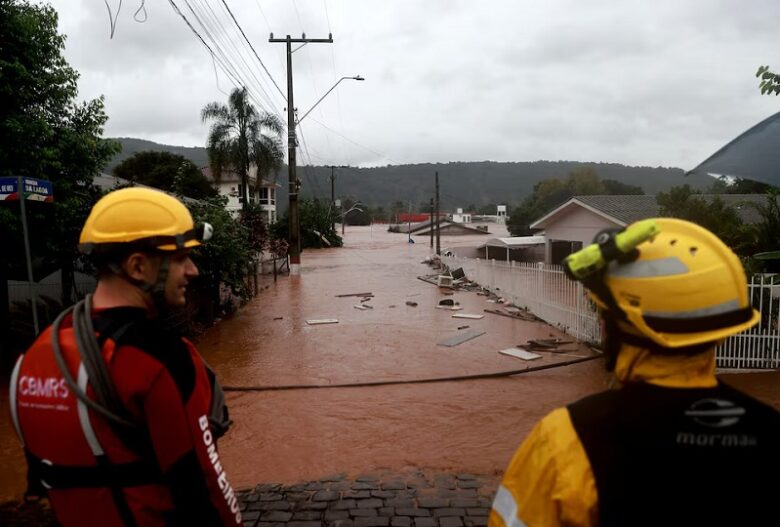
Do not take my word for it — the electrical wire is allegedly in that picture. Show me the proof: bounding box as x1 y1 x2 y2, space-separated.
168 0 244 92
211 54 229 95
103 0 122 39
133 0 147 22
190 0 277 112
296 124 324 198
309 117 402 165
222 355 601 392
221 0 286 102
180 0 276 115
253 0 287 74
323 0 346 162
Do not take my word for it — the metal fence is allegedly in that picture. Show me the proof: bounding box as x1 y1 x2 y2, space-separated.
442 256 780 370
8 277 96 307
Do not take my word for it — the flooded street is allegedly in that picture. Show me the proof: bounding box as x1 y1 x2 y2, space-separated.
200 224 610 489
2 225 778 503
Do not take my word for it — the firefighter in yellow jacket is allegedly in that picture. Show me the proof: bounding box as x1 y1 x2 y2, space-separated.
489 218 780 527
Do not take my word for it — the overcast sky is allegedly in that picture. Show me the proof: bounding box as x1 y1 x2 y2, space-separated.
46 0 779 169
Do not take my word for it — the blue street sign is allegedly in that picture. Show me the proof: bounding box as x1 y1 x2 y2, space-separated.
0 176 54 202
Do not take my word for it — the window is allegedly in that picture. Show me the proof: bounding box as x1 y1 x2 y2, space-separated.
259 187 276 205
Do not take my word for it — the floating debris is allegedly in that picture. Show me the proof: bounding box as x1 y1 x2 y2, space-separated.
438 329 486 347
499 347 542 361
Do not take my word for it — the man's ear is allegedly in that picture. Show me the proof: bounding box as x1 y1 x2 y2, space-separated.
122 252 158 282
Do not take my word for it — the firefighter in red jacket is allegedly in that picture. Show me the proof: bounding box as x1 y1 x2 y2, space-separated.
9 187 242 526
490 218 780 527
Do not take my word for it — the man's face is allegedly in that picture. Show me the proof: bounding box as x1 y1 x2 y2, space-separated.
164 249 199 307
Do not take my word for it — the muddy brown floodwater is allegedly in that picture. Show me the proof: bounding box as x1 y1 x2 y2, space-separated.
1 225 778 503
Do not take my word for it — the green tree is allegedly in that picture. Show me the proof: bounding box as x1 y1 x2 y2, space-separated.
0 0 118 335
708 175 776 195
656 185 747 254
113 150 217 200
187 195 253 314
742 191 780 257
389 201 405 224
756 65 780 96
201 87 284 209
507 168 643 235
602 179 644 195
272 199 342 248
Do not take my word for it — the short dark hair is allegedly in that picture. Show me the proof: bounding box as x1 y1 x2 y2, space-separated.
90 245 161 279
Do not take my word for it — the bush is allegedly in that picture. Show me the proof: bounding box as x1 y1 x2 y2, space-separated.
187 196 253 315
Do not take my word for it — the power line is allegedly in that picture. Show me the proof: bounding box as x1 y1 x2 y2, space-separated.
297 124 325 198
179 0 276 115
309 117 402 165
167 0 245 93
220 0 287 102
192 0 278 111
253 0 287 74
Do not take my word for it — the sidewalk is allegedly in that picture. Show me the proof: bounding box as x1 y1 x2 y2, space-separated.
0 470 499 527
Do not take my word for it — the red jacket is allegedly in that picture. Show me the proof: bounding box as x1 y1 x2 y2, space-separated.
10 306 242 526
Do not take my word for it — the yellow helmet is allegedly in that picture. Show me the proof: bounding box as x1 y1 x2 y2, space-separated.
79 187 212 254
590 218 759 348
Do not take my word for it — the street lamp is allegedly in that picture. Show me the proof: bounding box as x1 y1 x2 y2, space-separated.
286 74 364 275
297 76 365 124
341 203 363 236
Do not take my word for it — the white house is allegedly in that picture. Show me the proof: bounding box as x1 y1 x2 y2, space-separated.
202 166 281 223
451 207 472 224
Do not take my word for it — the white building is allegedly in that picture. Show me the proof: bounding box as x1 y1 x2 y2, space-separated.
202 166 280 223
451 207 472 223
497 205 507 224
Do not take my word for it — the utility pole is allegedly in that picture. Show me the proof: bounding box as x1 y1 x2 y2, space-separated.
435 171 441 255
330 166 336 233
429 197 434 248
270 33 333 275
407 201 412 243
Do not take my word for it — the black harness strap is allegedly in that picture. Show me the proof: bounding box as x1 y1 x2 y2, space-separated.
30 454 162 489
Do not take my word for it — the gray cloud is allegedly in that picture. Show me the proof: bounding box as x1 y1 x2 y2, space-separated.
45 0 780 170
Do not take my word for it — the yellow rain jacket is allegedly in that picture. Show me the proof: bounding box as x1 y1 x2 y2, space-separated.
488 346 719 527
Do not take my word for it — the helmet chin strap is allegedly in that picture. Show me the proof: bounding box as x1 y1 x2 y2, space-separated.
108 253 171 308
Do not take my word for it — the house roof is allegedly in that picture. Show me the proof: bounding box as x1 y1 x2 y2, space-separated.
412 220 490 236
530 194 773 229
479 236 546 250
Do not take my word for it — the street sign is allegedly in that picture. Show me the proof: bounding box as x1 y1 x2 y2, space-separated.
2 175 54 336
0 176 54 202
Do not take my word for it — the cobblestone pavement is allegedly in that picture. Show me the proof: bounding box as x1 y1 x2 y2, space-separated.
239 471 498 527
0 470 499 526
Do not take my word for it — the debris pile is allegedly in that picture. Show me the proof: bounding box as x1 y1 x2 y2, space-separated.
521 338 576 353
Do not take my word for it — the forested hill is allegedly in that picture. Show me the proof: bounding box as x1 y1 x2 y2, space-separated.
108 137 210 171
107 138 714 210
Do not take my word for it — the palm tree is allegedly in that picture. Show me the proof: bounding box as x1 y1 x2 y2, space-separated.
201 87 284 209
